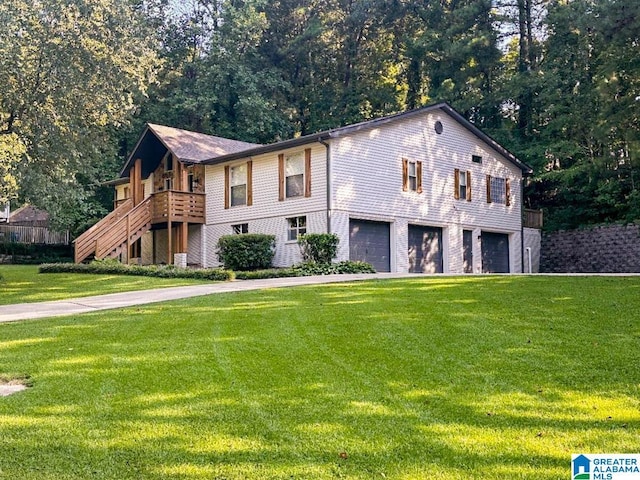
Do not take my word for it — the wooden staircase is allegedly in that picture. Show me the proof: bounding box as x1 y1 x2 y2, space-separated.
74 197 152 263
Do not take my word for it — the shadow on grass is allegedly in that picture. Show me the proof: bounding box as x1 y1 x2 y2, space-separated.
0 275 639 479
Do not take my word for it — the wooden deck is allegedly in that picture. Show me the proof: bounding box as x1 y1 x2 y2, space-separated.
75 191 205 263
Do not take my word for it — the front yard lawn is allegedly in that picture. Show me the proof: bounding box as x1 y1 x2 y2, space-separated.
0 276 639 479
0 265 210 305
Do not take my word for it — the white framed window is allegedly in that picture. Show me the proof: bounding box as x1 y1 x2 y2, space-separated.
285 153 305 198
287 216 307 241
402 158 423 193
455 168 472 201
232 223 248 234
230 164 247 207
164 177 173 191
459 170 467 199
487 175 510 205
408 161 418 191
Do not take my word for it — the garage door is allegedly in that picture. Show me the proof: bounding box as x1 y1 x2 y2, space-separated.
481 232 510 273
349 219 391 272
408 225 443 273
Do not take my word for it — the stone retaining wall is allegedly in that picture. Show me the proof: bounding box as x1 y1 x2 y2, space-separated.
540 224 640 273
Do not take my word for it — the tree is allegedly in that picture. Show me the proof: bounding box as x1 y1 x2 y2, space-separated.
0 0 158 231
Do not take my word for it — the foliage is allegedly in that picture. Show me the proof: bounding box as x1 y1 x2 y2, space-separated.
292 260 376 276
0 0 158 231
39 262 234 281
216 233 275 271
0 243 73 264
0 276 639 478
233 268 301 280
233 260 376 279
297 233 339 263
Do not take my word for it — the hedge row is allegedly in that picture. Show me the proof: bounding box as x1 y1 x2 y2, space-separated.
39 262 234 281
234 261 376 279
38 260 376 281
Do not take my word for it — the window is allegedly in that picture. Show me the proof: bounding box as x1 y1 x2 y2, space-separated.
472 155 483 164
486 175 510 205
402 158 423 193
279 149 311 200
165 154 174 172
164 177 173 191
287 216 307 241
232 223 248 234
230 164 247 206
454 169 472 201
187 168 196 192
285 153 304 198
224 161 252 209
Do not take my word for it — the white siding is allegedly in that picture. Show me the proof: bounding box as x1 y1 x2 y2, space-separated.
187 225 202 267
203 145 328 268
523 227 541 273
330 112 524 273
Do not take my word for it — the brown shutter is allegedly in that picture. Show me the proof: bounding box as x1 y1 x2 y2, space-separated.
247 160 253 206
304 148 312 197
224 166 230 209
416 161 423 193
466 171 472 201
402 158 409 191
505 178 511 206
486 175 492 203
454 168 460 200
278 154 285 201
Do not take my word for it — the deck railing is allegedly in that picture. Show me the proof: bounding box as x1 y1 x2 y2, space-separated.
151 191 205 224
523 208 543 229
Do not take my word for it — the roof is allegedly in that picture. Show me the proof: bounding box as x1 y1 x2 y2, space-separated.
8 205 50 227
119 124 261 177
197 102 533 174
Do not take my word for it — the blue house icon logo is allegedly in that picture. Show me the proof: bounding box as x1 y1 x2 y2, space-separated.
573 454 591 479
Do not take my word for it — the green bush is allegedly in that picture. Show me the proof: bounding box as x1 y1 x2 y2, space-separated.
39 262 234 281
216 234 276 271
0 243 73 264
292 260 376 276
234 268 301 280
298 233 339 263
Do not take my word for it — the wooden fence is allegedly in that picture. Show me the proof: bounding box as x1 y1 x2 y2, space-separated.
523 209 544 229
0 225 70 245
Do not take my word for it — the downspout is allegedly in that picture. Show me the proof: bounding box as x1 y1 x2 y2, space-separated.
520 175 526 274
319 138 332 234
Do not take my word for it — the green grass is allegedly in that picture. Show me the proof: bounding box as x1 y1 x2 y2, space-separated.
1 276 639 479
0 265 211 305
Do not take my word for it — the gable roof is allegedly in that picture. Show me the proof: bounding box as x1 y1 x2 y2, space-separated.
196 102 533 174
119 124 261 177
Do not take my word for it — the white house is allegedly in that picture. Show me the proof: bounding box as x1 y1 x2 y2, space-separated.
75 102 534 273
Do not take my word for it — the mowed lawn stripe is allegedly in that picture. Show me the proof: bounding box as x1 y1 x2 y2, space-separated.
0 276 639 479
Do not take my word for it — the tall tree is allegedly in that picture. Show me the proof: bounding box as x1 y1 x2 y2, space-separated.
0 0 158 231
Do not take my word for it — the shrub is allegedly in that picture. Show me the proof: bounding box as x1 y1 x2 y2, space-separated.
298 233 339 263
234 268 301 280
0 243 73 264
292 260 376 276
216 234 275 271
39 262 234 281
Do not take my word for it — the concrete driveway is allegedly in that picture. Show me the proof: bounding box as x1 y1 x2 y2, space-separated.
0 273 411 323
